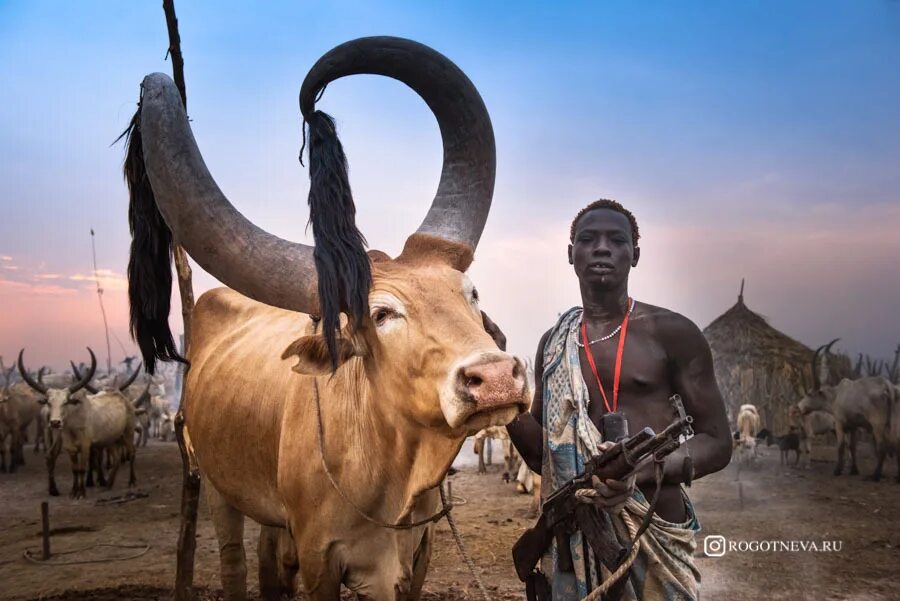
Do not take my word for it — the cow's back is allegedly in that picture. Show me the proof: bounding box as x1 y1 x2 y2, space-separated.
185 287 306 526
85 392 133 446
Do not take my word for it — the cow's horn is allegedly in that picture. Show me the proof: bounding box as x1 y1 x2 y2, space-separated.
17 350 47 395
117 362 143 392
138 74 320 314
300 36 496 253
70 361 99 395
69 348 97 395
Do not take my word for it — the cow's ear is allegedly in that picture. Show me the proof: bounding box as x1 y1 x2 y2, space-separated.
282 334 364 375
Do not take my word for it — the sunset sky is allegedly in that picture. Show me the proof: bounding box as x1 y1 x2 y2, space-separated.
1 1 898 371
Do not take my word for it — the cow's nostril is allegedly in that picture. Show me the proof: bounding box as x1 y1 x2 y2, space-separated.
467 376 483 388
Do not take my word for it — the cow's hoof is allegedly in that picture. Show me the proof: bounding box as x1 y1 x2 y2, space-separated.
850 467 859 476
49 486 59 497
864 474 882 482
833 468 842 476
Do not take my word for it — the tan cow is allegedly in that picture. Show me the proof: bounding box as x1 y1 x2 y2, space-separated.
125 37 530 600
734 404 761 466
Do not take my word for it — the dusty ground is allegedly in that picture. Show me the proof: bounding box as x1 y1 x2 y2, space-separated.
0 439 897 601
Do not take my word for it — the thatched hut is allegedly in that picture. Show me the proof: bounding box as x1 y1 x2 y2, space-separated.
703 285 816 435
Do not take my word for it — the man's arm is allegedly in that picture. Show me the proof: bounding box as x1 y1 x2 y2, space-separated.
506 330 550 474
636 316 732 487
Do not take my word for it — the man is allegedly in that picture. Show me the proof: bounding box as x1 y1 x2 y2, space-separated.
507 199 732 601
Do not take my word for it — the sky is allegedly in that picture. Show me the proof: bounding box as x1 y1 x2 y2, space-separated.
1 1 898 371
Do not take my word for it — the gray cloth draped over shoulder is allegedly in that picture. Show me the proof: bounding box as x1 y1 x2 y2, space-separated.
539 307 702 601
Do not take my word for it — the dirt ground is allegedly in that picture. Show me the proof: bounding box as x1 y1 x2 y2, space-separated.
0 438 897 601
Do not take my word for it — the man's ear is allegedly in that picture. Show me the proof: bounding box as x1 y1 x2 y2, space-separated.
632 246 641 267
281 334 365 376
567 244 574 265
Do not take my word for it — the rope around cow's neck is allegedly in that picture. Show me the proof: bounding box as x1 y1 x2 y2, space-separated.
312 380 451 529
313 380 492 601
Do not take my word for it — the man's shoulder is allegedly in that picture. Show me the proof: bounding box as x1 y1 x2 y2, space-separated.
633 302 706 347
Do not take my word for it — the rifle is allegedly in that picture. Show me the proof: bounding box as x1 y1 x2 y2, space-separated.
513 394 694 601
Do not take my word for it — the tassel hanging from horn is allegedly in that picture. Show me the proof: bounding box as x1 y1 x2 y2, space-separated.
303 109 371 372
121 94 185 374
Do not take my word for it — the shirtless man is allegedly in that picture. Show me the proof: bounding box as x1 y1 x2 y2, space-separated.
506 199 732 601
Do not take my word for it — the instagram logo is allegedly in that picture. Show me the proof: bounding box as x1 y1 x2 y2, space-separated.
704 535 727 557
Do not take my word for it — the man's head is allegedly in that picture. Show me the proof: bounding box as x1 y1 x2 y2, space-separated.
568 199 640 289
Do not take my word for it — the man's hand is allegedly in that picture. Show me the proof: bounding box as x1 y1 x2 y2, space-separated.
575 441 635 510
481 310 507 351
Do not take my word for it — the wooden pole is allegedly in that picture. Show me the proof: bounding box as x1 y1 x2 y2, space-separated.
161 2 201 600
41 502 51 560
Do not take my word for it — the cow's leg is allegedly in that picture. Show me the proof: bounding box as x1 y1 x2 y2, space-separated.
408 527 433 601
206 482 248 601
96 447 108 487
0 435 7 472
895 449 899 484
866 429 887 482
833 423 846 476
105 445 124 489
258 526 282 601
127 437 137 487
70 447 86 499
258 526 298 600
35 419 45 453
296 542 341 601
486 437 493 466
46 436 60 496
277 527 299 597
848 429 860 475
10 426 28 467
86 446 97 488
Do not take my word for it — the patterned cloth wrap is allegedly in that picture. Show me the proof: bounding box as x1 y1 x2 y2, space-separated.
540 307 702 601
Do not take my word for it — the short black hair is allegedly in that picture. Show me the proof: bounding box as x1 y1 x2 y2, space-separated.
569 199 640 245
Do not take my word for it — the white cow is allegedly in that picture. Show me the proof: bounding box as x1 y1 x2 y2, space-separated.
19 349 138 497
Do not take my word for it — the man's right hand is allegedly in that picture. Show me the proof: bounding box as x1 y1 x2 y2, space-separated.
575 441 635 511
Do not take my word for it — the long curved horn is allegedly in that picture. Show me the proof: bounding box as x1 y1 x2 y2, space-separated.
300 36 496 253
138 74 319 314
17 350 47 395
69 349 97 395
70 361 99 395
118 362 143 392
811 343 826 391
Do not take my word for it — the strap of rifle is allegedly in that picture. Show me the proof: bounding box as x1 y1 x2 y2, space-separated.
630 458 666 544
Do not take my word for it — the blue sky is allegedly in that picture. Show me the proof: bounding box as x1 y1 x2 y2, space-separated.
1 1 898 368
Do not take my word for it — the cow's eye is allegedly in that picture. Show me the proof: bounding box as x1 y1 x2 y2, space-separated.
471 288 480 304
65 397 80 406
372 307 395 326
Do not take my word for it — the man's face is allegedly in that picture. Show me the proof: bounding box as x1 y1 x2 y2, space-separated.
568 208 639 289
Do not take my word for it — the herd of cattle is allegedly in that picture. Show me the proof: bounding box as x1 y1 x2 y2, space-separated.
0 350 177 497
731 341 900 483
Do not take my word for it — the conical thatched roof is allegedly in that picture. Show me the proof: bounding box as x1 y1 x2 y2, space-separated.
703 286 814 434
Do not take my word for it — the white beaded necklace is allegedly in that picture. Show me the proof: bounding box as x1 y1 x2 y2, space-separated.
575 297 635 347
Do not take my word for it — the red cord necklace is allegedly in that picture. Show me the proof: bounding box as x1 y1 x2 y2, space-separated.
580 298 633 413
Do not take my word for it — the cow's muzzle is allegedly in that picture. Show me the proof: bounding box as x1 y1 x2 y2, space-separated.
459 356 526 410
50 420 62 429
442 352 530 430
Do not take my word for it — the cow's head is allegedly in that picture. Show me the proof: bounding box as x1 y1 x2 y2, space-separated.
18 349 97 428
126 37 529 431
282 240 529 432
797 339 840 413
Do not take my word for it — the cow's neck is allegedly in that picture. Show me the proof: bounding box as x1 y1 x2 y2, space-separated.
321 361 463 524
